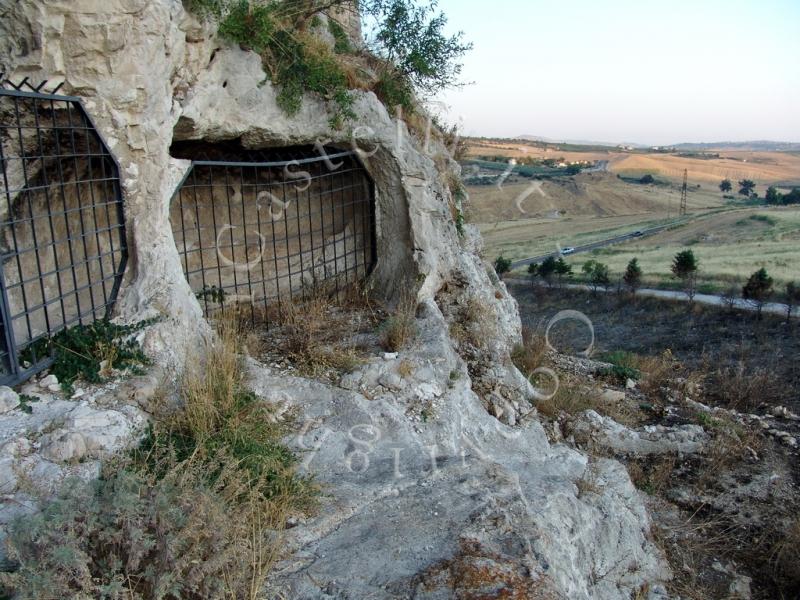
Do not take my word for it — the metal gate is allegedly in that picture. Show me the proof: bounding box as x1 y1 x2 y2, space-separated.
0 81 127 385
169 143 376 317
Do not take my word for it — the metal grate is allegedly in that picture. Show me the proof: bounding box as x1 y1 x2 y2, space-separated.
169 142 376 318
0 86 127 385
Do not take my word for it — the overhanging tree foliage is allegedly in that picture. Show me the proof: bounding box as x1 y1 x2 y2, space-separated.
185 0 472 121
363 0 472 97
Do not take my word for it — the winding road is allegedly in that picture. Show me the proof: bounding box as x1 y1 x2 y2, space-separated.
509 217 691 270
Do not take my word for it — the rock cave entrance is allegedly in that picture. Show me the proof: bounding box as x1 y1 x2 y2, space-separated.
168 140 376 317
0 87 128 385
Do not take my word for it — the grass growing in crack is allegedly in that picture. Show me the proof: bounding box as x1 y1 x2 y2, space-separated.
1 312 317 600
378 293 418 352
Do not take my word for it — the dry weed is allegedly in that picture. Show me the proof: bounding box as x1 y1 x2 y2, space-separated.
511 325 548 377
379 292 418 352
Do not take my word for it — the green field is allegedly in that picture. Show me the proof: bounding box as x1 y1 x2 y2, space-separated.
543 208 800 292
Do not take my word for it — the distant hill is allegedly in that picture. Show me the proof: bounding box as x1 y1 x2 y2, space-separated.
518 135 646 148
516 136 800 152
672 141 800 152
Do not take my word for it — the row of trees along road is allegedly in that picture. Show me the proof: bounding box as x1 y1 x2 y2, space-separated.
493 251 800 321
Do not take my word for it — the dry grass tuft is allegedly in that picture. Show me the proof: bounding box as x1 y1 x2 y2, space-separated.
536 382 595 420
1 312 317 600
511 326 548 377
379 292 418 352
272 291 367 376
397 359 415 378
633 350 680 398
627 455 677 496
704 360 784 411
772 518 800 589
694 413 763 487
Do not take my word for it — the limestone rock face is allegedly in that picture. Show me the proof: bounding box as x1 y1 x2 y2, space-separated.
0 1 671 597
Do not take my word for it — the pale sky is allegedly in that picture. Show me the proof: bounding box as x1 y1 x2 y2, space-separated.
434 0 800 145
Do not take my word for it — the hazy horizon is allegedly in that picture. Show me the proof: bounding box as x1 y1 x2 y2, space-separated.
434 0 800 146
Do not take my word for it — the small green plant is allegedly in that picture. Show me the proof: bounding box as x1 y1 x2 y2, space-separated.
22 319 155 395
598 350 641 383
16 394 39 414
196 284 227 305
374 69 415 111
455 210 465 237
695 411 722 429
189 0 357 126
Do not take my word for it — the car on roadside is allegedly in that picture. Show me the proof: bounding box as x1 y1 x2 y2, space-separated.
561 247 575 255
632 230 643 237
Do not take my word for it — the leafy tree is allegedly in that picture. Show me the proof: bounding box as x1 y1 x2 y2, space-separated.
493 255 511 277
554 258 573 285
742 268 773 320
671 249 699 301
765 186 782 204
639 174 655 184
738 179 756 197
364 0 473 103
623 258 643 294
582 260 611 293
719 179 732 193
527 262 539 277
782 188 800 205
538 256 558 286
785 281 800 321
566 164 582 175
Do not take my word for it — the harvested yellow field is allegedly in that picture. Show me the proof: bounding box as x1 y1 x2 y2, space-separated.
467 142 800 187
609 151 800 187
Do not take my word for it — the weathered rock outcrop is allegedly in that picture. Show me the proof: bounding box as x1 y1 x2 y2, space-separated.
0 1 671 597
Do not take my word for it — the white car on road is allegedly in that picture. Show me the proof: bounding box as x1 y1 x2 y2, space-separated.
560 247 575 255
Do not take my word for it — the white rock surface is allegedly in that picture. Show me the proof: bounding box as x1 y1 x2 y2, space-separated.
572 410 709 456
254 302 669 599
0 388 19 414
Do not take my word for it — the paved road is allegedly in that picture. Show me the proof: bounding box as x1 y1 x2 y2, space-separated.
509 218 690 270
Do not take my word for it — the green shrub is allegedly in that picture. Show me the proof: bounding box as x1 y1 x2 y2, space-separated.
22 319 155 394
190 0 356 126
598 350 642 383
327 17 353 54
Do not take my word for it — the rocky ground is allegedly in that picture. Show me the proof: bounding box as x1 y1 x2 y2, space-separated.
509 284 800 599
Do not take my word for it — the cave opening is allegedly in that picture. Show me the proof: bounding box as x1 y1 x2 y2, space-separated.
0 87 127 385
168 139 377 318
